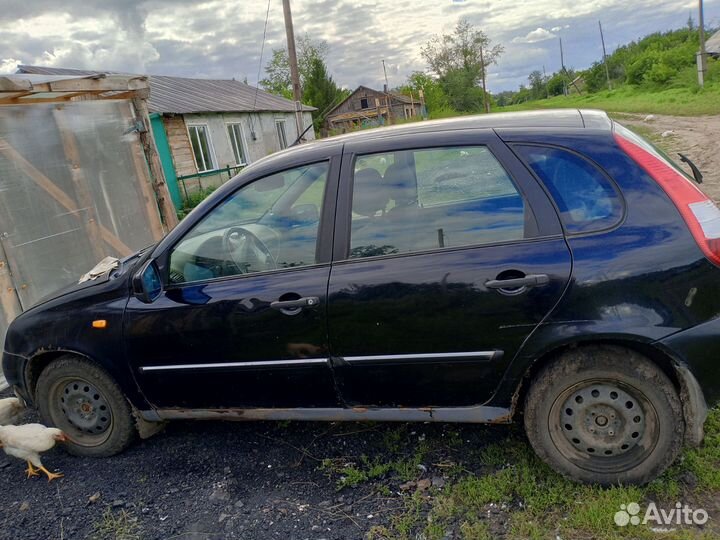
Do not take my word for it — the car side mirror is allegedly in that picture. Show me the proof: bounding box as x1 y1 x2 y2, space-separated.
133 260 163 303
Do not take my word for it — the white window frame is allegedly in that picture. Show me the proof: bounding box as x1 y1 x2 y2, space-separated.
226 122 249 166
187 123 217 173
275 119 288 150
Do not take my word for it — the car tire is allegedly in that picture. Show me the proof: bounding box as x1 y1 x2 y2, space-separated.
523 345 684 485
36 355 137 457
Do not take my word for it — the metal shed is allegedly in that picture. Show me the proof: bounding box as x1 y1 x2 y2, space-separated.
0 73 178 387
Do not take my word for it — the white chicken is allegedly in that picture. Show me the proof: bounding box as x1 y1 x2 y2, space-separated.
0 397 25 425
0 424 67 481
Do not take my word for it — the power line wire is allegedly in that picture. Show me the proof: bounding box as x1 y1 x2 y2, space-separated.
249 0 272 138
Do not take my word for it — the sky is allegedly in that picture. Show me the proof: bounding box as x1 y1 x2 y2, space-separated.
1 0 719 93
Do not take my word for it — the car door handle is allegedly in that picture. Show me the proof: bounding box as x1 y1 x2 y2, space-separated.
270 296 320 310
485 274 550 290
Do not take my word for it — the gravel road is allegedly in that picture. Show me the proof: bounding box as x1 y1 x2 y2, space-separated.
616 113 720 199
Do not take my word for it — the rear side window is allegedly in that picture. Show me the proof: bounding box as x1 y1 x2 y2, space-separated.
349 146 528 259
515 145 622 234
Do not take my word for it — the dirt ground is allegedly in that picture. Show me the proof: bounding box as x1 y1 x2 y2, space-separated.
616 113 720 200
0 387 508 540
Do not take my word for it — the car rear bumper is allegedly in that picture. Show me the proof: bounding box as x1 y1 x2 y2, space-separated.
658 317 720 409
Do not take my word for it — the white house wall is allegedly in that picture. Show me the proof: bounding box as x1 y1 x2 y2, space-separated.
182 111 315 170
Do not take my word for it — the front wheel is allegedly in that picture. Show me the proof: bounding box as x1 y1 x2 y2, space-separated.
524 345 684 485
36 355 137 457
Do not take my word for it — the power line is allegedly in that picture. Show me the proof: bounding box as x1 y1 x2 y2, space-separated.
249 0 272 139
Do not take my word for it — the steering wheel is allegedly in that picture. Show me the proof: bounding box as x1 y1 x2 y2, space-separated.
222 226 277 274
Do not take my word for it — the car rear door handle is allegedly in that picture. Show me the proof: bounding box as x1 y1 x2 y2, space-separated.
270 296 320 310
485 274 550 290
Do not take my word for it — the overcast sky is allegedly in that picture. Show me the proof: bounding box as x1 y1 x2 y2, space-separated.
1 0 719 93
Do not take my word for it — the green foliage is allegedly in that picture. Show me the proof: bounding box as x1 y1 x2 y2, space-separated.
499 26 717 109
546 72 567 96
420 18 503 114
177 186 217 220
398 71 448 116
499 76 720 116
441 67 487 112
527 70 546 99
260 34 330 99
302 57 349 132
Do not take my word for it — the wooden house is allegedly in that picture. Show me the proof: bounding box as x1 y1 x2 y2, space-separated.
325 85 424 133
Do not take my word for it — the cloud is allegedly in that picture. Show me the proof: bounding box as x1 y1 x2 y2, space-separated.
0 58 21 74
0 0 718 94
512 27 557 43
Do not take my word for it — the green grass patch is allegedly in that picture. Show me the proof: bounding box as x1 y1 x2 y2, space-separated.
497 82 720 117
373 408 720 539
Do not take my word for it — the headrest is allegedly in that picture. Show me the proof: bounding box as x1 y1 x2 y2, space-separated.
353 168 389 217
382 162 417 207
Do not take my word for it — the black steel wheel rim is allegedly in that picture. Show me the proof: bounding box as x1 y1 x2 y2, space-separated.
549 379 659 474
50 377 114 446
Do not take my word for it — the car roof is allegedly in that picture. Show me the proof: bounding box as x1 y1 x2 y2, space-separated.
245 109 611 173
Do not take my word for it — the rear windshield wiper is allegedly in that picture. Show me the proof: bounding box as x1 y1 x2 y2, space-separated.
678 153 703 184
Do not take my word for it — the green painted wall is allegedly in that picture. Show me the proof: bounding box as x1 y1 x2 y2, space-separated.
150 113 183 210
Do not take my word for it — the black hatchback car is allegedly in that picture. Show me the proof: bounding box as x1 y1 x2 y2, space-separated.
3 109 718 485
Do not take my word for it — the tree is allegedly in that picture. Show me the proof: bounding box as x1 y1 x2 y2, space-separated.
420 19 503 113
398 71 449 116
528 70 546 99
303 57 349 132
260 35 330 98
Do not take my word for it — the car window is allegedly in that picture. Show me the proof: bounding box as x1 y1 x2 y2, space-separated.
515 145 622 234
349 146 527 259
169 162 328 284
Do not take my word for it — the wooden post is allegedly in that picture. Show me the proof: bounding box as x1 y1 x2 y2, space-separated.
282 0 305 141
52 106 107 261
131 97 179 231
599 21 612 90
0 237 23 318
698 0 708 87
479 45 490 113
122 102 167 241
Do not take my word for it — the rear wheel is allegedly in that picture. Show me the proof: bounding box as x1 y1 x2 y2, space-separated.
524 345 684 485
36 355 137 457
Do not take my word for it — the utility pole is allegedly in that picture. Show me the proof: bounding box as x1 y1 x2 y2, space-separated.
282 0 305 140
542 64 549 98
698 0 707 87
381 60 394 124
599 20 612 90
559 37 567 96
479 44 490 113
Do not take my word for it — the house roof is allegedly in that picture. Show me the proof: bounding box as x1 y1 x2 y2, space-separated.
0 72 149 105
326 85 420 119
708 30 720 56
17 65 316 114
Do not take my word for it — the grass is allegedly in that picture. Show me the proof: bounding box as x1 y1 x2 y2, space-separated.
90 508 141 540
497 59 720 117
320 408 720 540
497 82 720 117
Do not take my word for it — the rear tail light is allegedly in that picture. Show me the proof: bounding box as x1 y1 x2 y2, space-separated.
614 132 720 266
